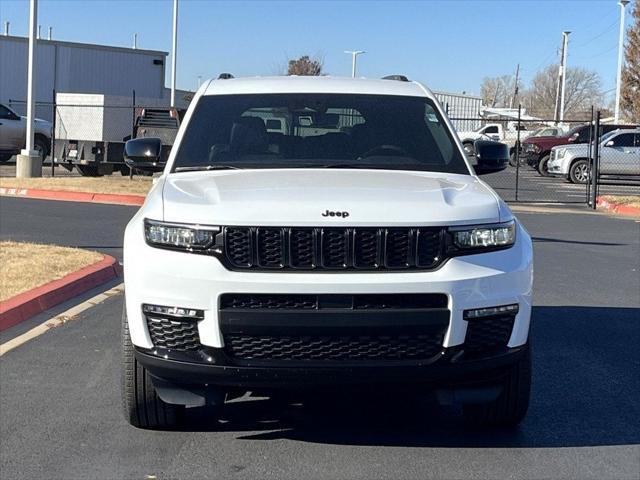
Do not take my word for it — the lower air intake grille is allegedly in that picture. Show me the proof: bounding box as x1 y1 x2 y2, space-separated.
146 316 200 351
464 314 516 358
224 333 444 361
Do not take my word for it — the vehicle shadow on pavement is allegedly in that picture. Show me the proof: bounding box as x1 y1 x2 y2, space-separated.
177 306 640 448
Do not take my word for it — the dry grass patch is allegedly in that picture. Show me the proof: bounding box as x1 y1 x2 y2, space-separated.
0 241 103 302
600 195 640 209
0 176 152 196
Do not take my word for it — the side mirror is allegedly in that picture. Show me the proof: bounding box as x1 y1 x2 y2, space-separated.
471 140 509 175
123 137 163 172
605 140 614 147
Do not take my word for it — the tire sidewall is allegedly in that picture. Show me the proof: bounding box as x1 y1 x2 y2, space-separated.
569 160 589 184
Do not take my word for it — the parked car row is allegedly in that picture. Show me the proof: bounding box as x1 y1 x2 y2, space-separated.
547 128 640 183
520 123 639 178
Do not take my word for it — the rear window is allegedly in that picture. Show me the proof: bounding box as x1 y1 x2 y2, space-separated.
172 94 469 174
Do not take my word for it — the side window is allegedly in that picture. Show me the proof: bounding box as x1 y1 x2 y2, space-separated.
484 125 499 134
610 133 635 147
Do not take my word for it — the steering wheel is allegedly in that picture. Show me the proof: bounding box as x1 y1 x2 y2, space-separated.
359 144 411 159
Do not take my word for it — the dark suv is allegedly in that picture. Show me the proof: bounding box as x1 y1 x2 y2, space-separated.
522 123 639 176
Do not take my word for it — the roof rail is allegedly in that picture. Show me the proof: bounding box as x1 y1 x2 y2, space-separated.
217 73 234 80
382 75 409 82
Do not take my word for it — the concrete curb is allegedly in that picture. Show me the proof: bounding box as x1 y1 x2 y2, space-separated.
597 197 640 218
0 255 121 332
0 186 145 206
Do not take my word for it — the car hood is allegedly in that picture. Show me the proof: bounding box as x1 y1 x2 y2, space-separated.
160 169 503 226
20 116 53 128
554 144 590 155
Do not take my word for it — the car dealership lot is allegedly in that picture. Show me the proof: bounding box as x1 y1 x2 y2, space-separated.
0 197 638 479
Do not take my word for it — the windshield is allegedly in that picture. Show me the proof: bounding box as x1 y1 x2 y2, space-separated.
172 94 470 174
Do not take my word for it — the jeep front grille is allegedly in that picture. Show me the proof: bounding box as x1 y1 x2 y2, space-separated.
223 226 444 271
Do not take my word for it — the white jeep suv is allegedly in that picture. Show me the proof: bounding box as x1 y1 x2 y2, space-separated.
122 75 533 429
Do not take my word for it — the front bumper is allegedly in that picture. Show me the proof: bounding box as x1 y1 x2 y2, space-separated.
124 216 533 390
135 343 529 390
521 151 541 168
547 158 569 176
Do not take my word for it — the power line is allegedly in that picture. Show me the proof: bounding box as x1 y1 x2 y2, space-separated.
574 18 619 48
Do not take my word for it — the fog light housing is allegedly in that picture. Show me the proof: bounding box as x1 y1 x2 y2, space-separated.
463 303 519 320
142 304 204 319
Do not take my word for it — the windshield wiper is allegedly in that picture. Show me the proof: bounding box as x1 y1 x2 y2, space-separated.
174 165 242 172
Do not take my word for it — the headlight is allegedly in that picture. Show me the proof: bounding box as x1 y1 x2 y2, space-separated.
144 219 218 250
556 148 567 158
449 220 516 252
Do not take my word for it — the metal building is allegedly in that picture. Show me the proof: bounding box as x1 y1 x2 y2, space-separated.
433 91 483 131
0 34 168 120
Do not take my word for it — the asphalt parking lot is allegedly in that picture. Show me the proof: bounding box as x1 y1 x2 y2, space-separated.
0 197 638 479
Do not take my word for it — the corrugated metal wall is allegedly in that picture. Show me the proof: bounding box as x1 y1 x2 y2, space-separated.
0 35 167 120
433 91 483 132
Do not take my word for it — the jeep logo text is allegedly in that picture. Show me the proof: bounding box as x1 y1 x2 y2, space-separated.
322 210 350 218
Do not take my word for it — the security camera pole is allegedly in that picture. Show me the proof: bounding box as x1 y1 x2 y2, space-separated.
17 0 42 178
170 0 178 107
614 0 630 122
344 50 365 78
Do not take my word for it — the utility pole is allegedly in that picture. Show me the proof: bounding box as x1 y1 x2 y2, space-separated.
17 0 41 178
170 0 178 107
559 31 570 122
554 31 570 123
510 63 520 109
344 50 365 77
614 0 630 122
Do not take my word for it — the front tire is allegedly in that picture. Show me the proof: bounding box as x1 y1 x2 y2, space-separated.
463 346 531 428
537 155 551 176
121 307 184 429
569 159 590 184
34 135 49 161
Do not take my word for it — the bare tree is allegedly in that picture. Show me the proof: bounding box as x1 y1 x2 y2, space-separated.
523 65 603 119
621 1 640 122
480 75 522 107
287 55 324 76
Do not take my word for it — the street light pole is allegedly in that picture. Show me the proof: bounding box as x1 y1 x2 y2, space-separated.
17 0 41 178
614 0 630 123
344 50 365 77
170 0 178 107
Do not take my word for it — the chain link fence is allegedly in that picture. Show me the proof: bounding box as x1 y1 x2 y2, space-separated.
450 108 639 204
4 97 639 208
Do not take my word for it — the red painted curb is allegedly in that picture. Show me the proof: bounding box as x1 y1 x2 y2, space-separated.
0 255 120 332
0 186 145 206
597 197 640 218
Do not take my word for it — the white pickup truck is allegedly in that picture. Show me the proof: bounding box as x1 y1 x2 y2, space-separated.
457 122 529 144
0 103 52 162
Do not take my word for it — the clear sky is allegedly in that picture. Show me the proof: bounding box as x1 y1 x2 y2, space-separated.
0 0 635 101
